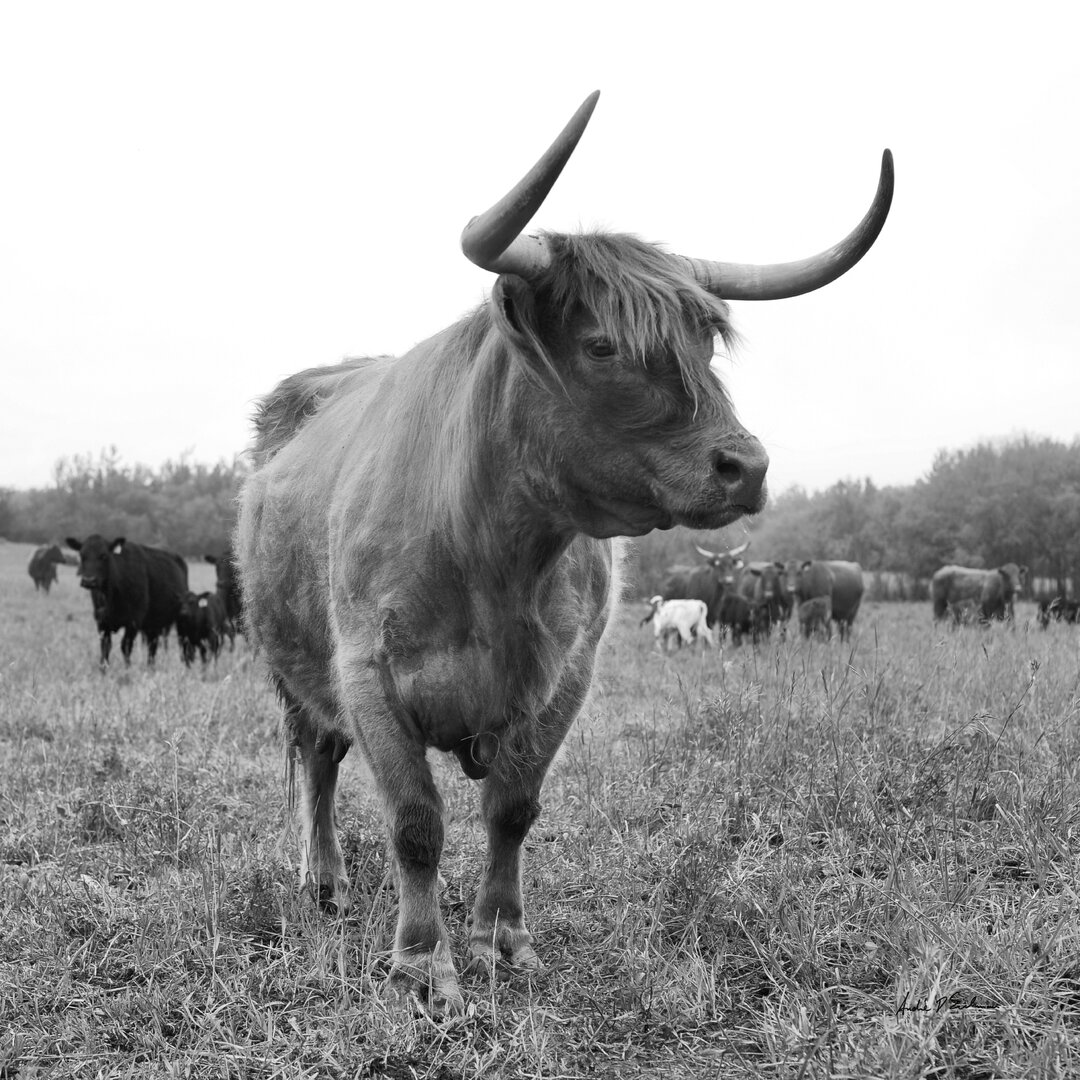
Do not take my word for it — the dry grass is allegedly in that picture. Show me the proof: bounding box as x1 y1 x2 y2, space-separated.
2 541 1080 1078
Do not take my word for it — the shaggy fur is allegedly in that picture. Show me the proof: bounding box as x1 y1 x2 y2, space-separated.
236 231 769 1013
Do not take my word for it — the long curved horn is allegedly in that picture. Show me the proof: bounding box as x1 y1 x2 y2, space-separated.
460 92 600 279
675 150 894 300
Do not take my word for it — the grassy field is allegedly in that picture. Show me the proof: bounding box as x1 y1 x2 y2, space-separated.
2 539 1080 1079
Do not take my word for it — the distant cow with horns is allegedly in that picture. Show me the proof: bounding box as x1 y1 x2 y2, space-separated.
649 540 749 628
236 91 893 1013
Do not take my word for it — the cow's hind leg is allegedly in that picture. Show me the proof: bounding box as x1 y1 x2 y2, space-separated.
283 690 351 913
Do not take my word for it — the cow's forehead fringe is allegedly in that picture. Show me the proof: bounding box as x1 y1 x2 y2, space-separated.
540 232 735 357
251 233 737 469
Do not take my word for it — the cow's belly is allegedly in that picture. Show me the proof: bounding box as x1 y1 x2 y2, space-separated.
947 576 986 603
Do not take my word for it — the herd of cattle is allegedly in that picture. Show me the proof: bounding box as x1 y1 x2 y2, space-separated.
28 537 243 668
643 541 865 650
642 548 1059 652
29 540 1069 663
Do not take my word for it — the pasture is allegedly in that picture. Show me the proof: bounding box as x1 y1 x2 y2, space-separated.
2 539 1079 1079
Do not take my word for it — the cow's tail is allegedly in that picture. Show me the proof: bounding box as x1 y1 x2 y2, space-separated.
274 676 300 815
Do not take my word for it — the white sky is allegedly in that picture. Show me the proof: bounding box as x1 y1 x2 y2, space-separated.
2 2 1077 496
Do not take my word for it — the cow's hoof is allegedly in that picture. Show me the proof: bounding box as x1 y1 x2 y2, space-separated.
384 942 464 1017
303 873 350 917
463 949 512 981
467 929 542 978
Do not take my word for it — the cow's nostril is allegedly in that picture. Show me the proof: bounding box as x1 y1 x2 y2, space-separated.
713 453 743 485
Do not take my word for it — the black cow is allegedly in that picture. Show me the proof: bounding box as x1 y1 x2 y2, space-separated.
177 590 232 666
717 590 756 645
793 559 865 642
798 596 832 639
66 535 189 667
205 548 243 636
1037 596 1080 628
28 543 67 593
733 561 788 641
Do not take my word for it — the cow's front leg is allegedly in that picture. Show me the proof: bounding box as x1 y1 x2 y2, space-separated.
467 709 576 977
120 628 137 664
467 772 544 974
378 747 462 1014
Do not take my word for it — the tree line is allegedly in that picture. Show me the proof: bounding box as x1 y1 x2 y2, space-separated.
2 435 1077 600
0 448 245 558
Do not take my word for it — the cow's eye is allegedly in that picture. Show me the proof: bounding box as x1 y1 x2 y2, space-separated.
584 337 618 361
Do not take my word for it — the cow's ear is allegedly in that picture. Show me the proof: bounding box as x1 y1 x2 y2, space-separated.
205 554 217 564
490 275 562 385
774 561 784 570
748 567 762 577
490 274 538 344
111 538 126 555
66 537 82 551
801 560 812 571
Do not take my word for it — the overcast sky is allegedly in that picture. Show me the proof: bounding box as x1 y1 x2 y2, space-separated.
2 2 1077 498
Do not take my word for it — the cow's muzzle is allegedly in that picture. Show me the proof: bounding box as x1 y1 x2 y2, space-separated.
712 437 769 514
